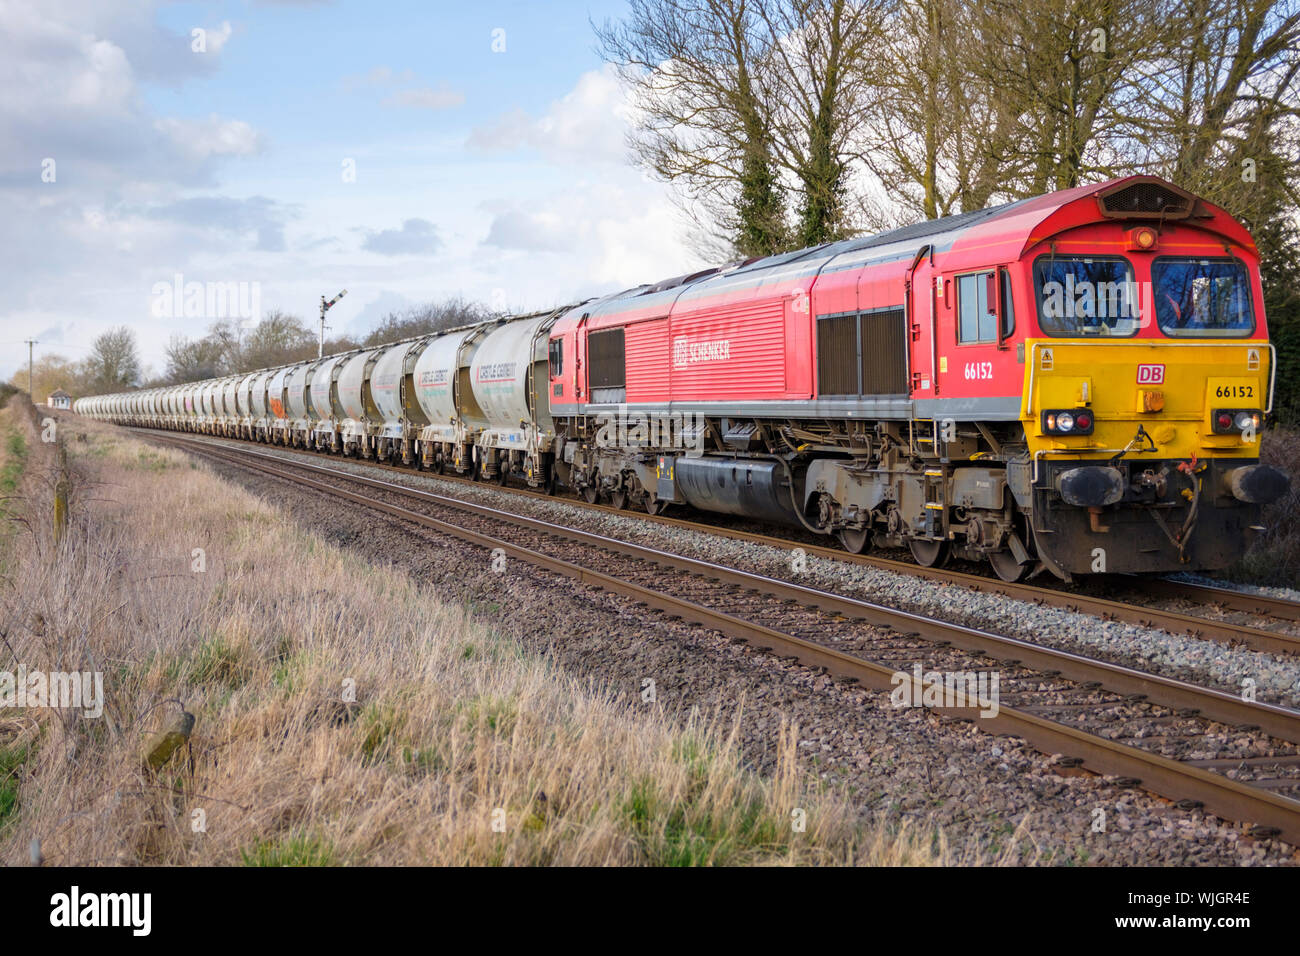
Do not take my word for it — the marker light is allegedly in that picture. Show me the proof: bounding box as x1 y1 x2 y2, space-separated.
1126 226 1159 251
1212 409 1262 434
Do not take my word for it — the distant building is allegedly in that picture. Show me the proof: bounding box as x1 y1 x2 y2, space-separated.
47 388 72 409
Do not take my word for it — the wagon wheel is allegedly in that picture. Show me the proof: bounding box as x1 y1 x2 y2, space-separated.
497 462 510 486
583 481 601 504
988 549 1028 583
543 470 558 496
644 494 664 516
837 527 871 555
611 488 629 511
908 538 950 569
433 454 445 475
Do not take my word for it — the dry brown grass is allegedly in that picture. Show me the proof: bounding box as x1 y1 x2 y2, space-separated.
0 407 974 866
1226 426 1300 589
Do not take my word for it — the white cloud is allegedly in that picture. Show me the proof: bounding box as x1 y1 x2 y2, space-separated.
468 64 630 164
156 114 262 160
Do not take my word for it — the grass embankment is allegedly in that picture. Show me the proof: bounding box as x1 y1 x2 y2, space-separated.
1226 427 1300 589
0 413 959 866
0 404 31 836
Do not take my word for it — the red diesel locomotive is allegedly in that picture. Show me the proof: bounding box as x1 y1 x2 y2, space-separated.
545 175 1287 580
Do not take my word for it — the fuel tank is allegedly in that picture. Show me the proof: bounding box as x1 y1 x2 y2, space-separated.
670 457 797 526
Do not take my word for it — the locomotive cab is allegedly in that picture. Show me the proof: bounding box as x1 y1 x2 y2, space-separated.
1016 178 1288 577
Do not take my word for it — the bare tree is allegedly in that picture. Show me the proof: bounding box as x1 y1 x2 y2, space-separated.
163 334 227 384
241 311 317 370
84 327 141 393
361 297 495 347
596 0 790 257
760 0 887 244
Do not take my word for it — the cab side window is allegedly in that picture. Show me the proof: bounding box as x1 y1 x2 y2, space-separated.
959 270 1015 343
548 338 564 377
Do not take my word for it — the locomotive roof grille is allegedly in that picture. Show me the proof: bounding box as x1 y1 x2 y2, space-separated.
1097 179 1202 219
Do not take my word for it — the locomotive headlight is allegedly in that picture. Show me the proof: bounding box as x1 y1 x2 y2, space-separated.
1235 411 1257 431
1041 409 1095 436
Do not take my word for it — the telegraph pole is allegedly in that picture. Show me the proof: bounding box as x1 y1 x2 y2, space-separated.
24 339 37 396
319 289 348 358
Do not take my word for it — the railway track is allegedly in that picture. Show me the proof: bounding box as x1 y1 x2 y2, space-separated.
145 430 1300 846
129 427 1300 657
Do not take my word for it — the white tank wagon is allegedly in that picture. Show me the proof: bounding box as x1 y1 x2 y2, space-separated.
234 372 259 439
336 349 384 457
412 326 484 475
468 310 564 487
198 381 218 433
263 366 294 444
369 339 436 465
283 360 318 448
248 369 277 442
182 384 200 431
218 377 238 436
307 352 353 452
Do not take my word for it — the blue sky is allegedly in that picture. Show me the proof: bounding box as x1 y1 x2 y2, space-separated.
0 0 703 382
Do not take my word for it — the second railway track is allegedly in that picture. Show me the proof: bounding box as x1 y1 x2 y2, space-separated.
146 430 1300 847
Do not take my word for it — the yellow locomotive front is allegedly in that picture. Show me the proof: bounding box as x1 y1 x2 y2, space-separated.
1015 180 1288 578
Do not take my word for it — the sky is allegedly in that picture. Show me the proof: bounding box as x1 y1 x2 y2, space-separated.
0 0 707 384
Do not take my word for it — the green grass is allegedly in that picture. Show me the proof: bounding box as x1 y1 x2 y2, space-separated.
0 743 31 833
1 429 26 496
239 833 338 866
169 634 251 690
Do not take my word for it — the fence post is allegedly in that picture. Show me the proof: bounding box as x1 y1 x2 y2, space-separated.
53 435 68 546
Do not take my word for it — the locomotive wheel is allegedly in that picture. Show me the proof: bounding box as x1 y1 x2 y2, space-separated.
988 550 1028 583
837 527 871 555
908 538 950 568
611 489 629 511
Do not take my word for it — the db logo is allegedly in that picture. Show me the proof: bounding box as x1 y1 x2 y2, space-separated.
1136 364 1165 384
